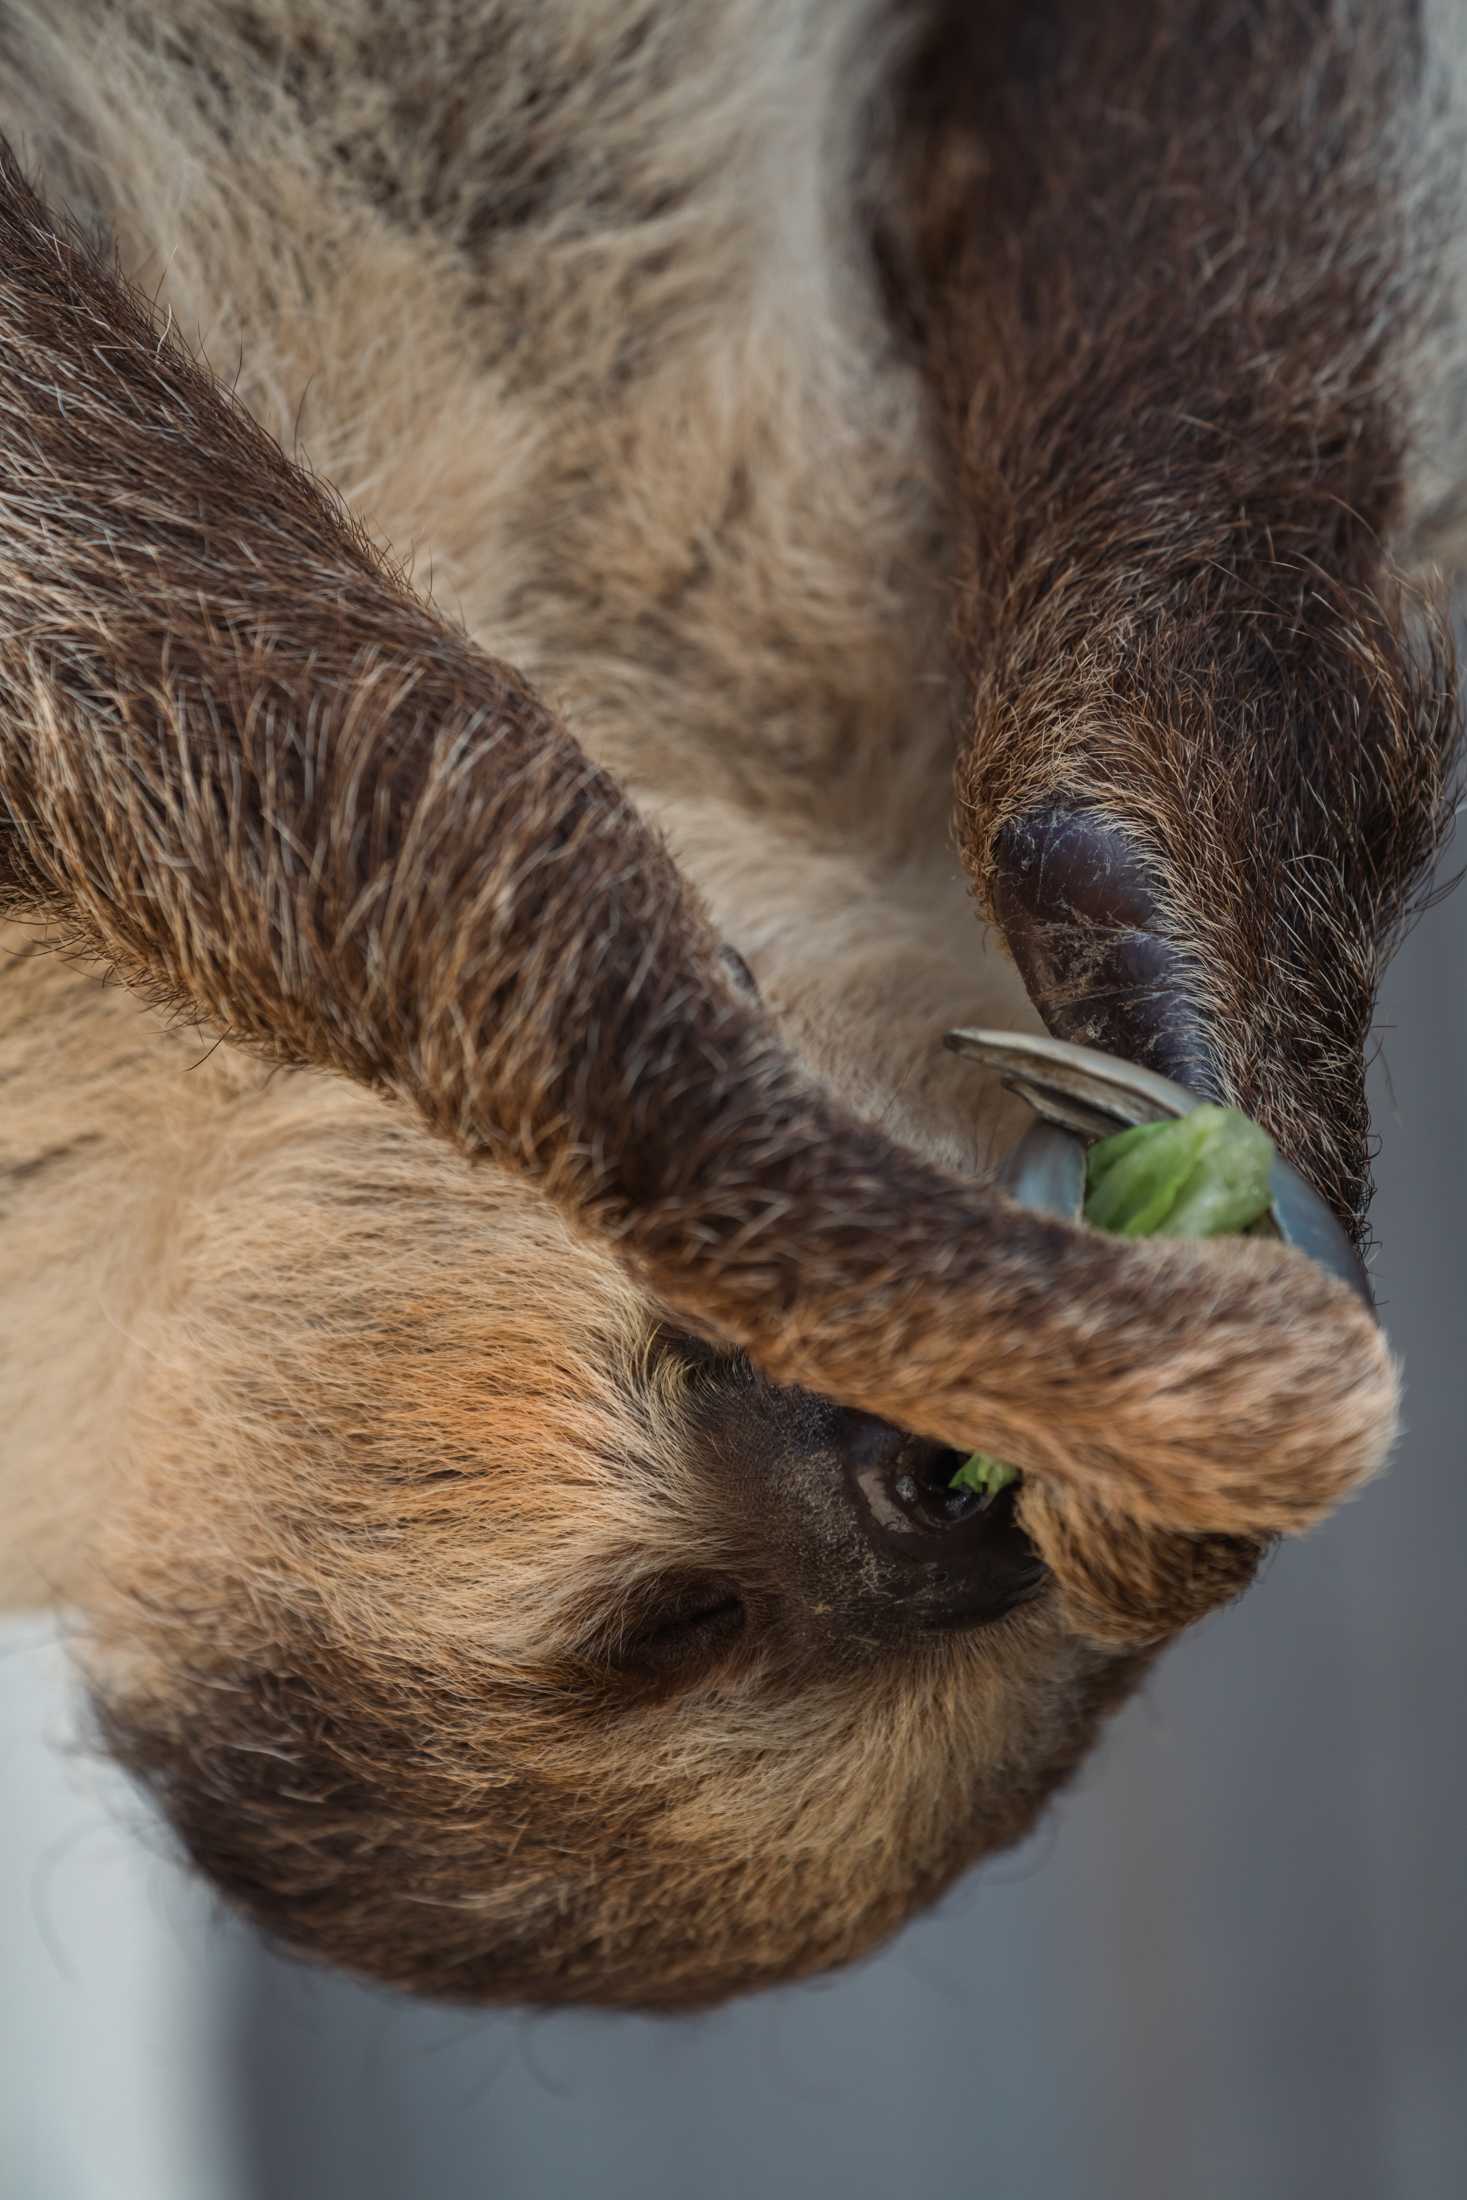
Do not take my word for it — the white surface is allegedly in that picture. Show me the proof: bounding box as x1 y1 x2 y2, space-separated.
0 1616 248 2200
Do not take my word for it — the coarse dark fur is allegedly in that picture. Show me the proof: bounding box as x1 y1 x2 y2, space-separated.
0 0 1459 2008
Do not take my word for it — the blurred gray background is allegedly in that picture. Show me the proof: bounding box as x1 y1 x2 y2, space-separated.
2 868 1463 2200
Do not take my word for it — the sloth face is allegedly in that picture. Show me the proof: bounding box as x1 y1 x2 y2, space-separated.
82 1024 1144 2011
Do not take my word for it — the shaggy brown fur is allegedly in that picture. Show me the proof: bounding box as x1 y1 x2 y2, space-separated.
0 0 1458 2007
911 1 1461 1224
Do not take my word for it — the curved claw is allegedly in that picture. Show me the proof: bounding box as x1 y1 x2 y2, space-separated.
997 1120 1088 1222
946 1027 1375 1312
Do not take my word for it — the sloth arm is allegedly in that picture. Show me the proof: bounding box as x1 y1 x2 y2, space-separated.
0 148 1394 1575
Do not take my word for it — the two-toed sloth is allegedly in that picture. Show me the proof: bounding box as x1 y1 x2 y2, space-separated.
0 0 1461 2009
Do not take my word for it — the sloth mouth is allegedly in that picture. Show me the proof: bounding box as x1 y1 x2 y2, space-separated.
913 1481 1049 1632
637 1331 1052 1652
842 1421 1050 1626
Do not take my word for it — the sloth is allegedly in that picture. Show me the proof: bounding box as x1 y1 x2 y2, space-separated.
0 0 1461 2009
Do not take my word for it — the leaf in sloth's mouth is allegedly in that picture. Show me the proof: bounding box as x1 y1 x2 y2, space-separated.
950 1451 1019 1502
951 1105 1277 1495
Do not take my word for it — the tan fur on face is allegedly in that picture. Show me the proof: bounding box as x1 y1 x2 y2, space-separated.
69 1039 1132 2006
0 0 1457 2006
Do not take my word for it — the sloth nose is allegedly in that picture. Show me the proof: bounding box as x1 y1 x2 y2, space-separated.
826 1406 1048 1631
666 1333 1048 1638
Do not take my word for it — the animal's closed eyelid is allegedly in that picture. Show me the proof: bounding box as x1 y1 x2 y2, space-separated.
603 1572 749 1680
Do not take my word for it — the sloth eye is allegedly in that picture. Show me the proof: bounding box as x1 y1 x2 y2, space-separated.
614 1573 747 1676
